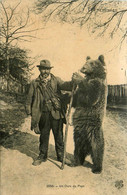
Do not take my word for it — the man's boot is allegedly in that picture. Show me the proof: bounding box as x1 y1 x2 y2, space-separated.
57 157 72 166
32 155 47 166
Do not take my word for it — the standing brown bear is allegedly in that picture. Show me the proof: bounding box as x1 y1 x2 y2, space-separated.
72 55 107 174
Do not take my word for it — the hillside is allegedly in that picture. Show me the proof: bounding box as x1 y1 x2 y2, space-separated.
0 90 127 195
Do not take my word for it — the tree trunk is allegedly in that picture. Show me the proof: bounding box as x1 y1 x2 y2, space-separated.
6 55 10 91
6 43 10 91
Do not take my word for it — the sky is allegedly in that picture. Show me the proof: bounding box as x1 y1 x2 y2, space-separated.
2 0 127 84
21 20 127 85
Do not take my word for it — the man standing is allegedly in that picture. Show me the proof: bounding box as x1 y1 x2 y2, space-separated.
25 60 72 166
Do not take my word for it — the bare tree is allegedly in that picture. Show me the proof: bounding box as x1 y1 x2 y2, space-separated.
0 0 40 90
34 0 127 44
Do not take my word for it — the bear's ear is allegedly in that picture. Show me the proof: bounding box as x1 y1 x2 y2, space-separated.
86 56 91 61
98 55 105 65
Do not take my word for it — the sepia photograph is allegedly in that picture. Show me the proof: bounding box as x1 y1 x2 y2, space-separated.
0 0 127 195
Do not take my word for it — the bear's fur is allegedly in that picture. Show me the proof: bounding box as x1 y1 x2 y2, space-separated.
72 55 107 174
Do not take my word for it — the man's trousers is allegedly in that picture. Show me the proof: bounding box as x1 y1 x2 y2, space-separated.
39 111 64 161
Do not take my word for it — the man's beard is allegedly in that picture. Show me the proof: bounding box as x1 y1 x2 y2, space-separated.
42 73 49 78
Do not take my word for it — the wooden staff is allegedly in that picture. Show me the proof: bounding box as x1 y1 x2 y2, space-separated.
61 86 75 170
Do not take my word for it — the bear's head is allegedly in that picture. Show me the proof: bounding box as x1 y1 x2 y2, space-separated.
80 55 106 80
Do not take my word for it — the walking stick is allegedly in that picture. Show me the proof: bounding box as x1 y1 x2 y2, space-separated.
61 85 75 170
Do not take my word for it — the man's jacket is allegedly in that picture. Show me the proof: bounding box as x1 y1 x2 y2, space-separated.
25 74 72 130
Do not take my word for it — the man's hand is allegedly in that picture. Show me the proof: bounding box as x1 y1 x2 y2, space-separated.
33 125 40 134
72 72 84 84
25 105 31 116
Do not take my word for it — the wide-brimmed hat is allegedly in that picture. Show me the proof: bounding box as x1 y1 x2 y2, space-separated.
37 60 53 69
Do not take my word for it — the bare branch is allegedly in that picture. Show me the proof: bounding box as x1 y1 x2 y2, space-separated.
8 34 37 44
120 30 127 46
0 2 9 21
8 1 21 22
43 3 65 22
110 12 125 38
96 9 127 28
34 0 127 44
8 27 44 38
9 9 30 37
78 1 101 26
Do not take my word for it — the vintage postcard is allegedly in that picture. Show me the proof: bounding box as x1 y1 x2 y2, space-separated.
0 0 127 195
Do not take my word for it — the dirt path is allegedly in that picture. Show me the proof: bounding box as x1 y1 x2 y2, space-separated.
0 91 127 195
